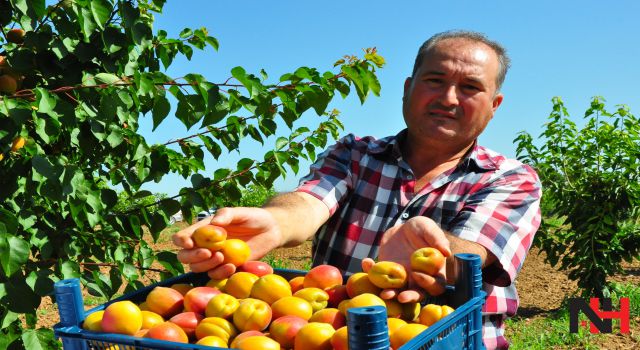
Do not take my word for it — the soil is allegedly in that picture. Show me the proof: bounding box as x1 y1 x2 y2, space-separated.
38 225 640 349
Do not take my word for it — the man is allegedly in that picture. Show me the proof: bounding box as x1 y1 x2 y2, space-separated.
173 30 541 349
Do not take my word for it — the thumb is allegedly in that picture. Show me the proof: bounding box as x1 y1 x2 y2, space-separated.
209 207 236 226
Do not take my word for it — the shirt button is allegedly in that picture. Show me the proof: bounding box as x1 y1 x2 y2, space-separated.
407 174 413 180
401 212 409 219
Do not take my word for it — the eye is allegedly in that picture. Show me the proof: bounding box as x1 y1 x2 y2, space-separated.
462 84 480 92
423 78 443 86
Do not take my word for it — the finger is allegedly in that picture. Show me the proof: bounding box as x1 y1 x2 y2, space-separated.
172 230 194 249
412 271 446 296
208 263 237 280
188 251 225 273
397 289 425 304
177 248 212 264
209 207 240 227
379 288 398 300
379 225 399 246
414 218 452 257
361 258 375 273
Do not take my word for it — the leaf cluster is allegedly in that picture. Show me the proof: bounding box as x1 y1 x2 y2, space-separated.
0 1 384 347
514 96 640 297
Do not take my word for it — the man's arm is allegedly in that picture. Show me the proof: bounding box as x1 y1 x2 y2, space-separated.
263 191 331 248
444 233 497 284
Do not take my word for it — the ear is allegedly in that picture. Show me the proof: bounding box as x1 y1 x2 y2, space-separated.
403 77 412 99
491 92 504 113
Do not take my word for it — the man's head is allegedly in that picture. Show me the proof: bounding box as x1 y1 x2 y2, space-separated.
402 31 507 153
412 30 510 92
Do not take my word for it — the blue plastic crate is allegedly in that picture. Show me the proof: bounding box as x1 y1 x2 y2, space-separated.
54 253 485 350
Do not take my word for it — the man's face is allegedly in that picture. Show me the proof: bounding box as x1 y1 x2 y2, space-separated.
402 38 504 150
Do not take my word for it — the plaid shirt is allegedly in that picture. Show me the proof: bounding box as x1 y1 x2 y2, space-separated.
296 130 542 349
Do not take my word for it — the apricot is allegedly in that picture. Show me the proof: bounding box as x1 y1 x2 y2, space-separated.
220 238 251 266
144 321 189 343
339 293 386 315
233 298 272 332
7 29 25 44
294 287 329 312
192 225 227 251
101 301 142 335
368 260 408 289
229 330 265 348
330 325 349 350
224 271 258 299
308 308 346 329
410 247 446 275
294 322 335 350
169 311 203 339
234 335 281 350
401 301 421 322
387 317 408 338
10 136 25 152
269 315 308 349
442 304 455 317
205 293 239 319
183 286 220 315
250 273 292 305
418 304 455 326
289 276 305 293
140 310 164 329
145 286 184 318
170 283 193 296
205 278 228 291
0 75 17 94
196 335 228 347
345 272 381 298
195 316 238 343
270 296 313 320
82 310 104 331
390 323 428 349
384 298 403 318
326 284 349 308
304 264 343 290
237 260 274 276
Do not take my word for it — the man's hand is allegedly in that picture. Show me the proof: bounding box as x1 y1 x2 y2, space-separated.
376 216 452 302
172 207 283 280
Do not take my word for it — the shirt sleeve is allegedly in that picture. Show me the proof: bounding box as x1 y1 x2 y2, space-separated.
295 134 358 215
448 164 542 287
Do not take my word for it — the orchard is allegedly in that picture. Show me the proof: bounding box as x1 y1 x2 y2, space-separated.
0 0 384 348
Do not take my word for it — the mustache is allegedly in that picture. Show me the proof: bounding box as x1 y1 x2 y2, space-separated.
428 104 458 117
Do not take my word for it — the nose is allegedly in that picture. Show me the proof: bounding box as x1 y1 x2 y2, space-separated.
439 84 459 107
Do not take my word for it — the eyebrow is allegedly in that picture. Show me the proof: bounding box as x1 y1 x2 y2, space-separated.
420 70 485 85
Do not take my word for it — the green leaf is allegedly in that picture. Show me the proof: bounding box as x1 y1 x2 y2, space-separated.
90 0 114 30
0 209 19 235
156 251 184 275
35 88 57 116
94 73 121 85
22 328 56 350
275 137 288 151
106 129 124 147
0 236 29 277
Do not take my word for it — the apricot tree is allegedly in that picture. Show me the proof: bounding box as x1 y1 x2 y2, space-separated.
515 96 640 297
0 0 383 348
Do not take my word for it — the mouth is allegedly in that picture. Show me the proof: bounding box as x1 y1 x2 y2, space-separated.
428 110 456 119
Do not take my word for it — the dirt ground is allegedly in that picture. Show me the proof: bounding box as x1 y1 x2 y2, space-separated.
39 230 639 349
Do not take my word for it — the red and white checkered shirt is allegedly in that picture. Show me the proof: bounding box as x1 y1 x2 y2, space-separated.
296 130 542 349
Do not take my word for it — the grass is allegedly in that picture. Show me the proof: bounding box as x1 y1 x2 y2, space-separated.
261 253 291 270
507 282 640 349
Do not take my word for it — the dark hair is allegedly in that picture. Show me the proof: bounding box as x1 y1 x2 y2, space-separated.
412 30 511 91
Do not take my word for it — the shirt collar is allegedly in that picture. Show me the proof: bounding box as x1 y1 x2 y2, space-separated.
367 129 499 171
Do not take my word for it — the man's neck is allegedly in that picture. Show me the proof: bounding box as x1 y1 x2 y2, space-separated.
401 135 473 188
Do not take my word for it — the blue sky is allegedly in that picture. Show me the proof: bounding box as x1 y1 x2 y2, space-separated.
140 1 640 195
